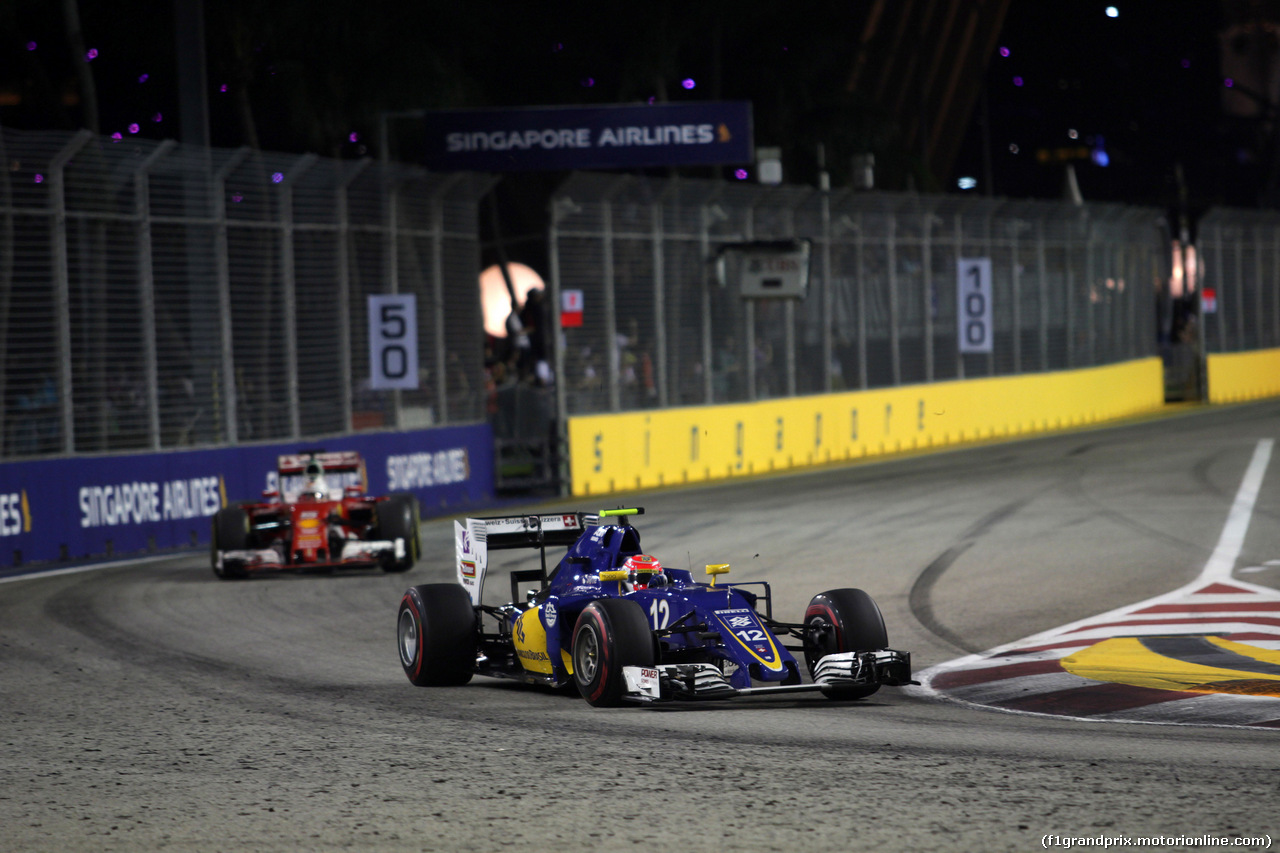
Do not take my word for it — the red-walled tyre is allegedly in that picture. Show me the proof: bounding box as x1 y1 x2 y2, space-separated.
803 588 888 700
571 599 655 707
397 584 476 686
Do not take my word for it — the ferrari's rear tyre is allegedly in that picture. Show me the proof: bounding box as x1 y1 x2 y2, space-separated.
571 599 655 707
803 588 888 700
211 507 250 580
398 584 476 686
376 494 420 573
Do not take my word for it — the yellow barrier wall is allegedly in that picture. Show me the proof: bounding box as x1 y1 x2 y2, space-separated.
1207 348 1280 404
567 358 1164 496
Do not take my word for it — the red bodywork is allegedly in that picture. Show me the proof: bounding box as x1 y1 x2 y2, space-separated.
214 451 416 575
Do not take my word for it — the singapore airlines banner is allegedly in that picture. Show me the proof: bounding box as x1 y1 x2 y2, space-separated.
423 102 753 171
0 423 495 572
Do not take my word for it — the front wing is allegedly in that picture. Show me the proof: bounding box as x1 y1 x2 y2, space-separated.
216 538 406 573
621 649 915 703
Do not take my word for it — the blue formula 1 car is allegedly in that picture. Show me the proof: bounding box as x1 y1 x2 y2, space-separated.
396 508 914 706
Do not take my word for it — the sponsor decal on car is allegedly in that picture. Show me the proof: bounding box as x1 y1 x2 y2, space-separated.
544 602 558 628
460 559 477 578
714 608 783 670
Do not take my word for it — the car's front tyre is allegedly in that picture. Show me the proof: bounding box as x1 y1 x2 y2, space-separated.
571 599 655 707
376 494 420 573
398 584 476 686
803 588 888 700
210 506 249 580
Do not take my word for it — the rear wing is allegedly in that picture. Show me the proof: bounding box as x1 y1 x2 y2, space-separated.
278 451 364 474
276 451 367 501
455 512 595 605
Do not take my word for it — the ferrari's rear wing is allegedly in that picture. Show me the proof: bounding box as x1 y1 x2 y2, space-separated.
275 451 367 501
455 512 595 605
278 451 364 475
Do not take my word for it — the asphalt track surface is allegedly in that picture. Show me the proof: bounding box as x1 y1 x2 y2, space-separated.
4 401 1280 852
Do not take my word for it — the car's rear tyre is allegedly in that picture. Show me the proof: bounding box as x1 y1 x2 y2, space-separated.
398 584 476 686
571 599 655 707
376 494 420 573
211 506 249 580
803 588 888 700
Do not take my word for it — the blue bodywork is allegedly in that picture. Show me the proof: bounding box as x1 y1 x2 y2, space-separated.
485 513 803 690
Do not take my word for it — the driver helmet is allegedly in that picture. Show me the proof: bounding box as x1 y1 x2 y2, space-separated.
623 554 665 590
303 458 328 500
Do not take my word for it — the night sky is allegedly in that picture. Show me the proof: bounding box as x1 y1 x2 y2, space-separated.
0 1 1264 219
958 1 1237 218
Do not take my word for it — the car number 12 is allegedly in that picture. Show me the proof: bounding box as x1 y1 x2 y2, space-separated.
649 599 670 629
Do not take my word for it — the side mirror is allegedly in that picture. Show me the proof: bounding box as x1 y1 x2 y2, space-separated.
706 563 730 586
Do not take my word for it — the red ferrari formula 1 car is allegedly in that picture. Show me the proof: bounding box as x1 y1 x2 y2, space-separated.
210 451 420 579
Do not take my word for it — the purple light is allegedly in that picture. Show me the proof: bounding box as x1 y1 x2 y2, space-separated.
139 73 149 83
1013 76 1023 87
219 83 228 93
581 77 595 87
999 46 1010 57
682 78 696 89
85 48 98 61
231 193 243 203
349 131 358 143
1225 78 1234 88
111 132 122 141
25 41 36 51
152 112 162 123
1093 149 1110 167
647 96 655 105
552 42 563 52
271 172 283 183
734 169 748 180
1181 59 1190 69
128 123 139 134
33 174 43 184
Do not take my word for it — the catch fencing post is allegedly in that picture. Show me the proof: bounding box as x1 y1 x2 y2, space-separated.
213 147 251 444
430 174 465 424
922 207 935 383
50 129 93 453
279 153 317 440
856 211 868 389
1037 218 1049 371
335 158 370 433
888 211 901 385
820 182 833 392
134 139 176 450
